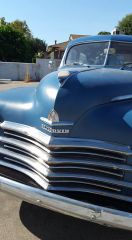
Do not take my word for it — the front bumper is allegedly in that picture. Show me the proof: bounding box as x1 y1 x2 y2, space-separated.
1 176 132 231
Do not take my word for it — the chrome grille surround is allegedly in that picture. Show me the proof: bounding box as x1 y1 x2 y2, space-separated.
0 121 132 202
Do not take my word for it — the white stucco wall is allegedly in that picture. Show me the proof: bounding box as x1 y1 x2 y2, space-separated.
0 59 61 81
36 59 61 79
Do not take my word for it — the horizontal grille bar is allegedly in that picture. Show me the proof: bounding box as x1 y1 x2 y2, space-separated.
0 161 48 189
1 147 132 191
1 121 131 155
0 144 125 180
1 132 126 162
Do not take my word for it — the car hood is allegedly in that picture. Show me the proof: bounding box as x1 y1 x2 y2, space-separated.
35 67 132 124
1 67 132 131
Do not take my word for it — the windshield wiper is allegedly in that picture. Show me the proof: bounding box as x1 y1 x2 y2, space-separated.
120 62 132 70
66 62 90 67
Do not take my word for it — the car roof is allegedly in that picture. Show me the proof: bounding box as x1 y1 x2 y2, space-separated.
68 35 132 47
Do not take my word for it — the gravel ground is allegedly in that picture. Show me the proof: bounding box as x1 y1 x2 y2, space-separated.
0 81 132 240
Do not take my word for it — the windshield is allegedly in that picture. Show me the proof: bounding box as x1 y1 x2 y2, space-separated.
66 42 109 66
106 42 132 67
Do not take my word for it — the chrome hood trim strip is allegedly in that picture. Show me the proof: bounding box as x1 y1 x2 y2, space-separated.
0 176 132 231
111 94 132 102
40 117 74 126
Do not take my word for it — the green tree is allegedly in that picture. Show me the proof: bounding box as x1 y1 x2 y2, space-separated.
10 20 32 38
98 31 111 35
21 37 47 62
0 25 27 62
118 14 132 35
0 17 6 26
0 17 47 62
31 38 47 55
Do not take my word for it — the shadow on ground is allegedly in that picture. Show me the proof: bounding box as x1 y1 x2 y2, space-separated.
20 201 132 240
0 81 9 84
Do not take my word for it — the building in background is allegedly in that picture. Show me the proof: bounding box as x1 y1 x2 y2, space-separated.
48 34 88 60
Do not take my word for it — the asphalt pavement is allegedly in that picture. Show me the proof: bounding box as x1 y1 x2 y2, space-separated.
0 81 132 240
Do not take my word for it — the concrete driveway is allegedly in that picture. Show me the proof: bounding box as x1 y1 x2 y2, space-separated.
0 81 132 240
0 80 38 91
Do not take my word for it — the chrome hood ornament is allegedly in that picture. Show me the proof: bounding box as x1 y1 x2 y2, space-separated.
40 109 60 126
48 109 59 123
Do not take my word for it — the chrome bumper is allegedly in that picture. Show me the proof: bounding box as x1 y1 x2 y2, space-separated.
0 176 132 231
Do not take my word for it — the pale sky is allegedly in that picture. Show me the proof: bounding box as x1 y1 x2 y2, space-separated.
1 0 132 45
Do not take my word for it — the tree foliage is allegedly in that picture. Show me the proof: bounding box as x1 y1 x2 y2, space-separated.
118 14 132 35
0 17 6 26
10 20 32 39
98 31 111 35
0 17 47 62
0 25 27 62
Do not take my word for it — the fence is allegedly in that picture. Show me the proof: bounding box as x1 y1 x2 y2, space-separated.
0 59 61 81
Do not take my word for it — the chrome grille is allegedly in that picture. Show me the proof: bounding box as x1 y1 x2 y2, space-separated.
1 121 132 202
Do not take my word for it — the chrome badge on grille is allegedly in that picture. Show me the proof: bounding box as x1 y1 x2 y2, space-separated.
40 109 73 134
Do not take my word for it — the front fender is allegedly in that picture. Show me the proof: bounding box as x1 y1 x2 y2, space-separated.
0 86 36 125
0 71 60 130
71 99 132 146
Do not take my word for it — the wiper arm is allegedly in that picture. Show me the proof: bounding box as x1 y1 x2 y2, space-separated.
66 62 90 67
66 62 83 66
120 62 132 70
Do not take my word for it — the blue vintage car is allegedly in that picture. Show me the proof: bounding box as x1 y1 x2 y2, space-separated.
1 35 132 230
